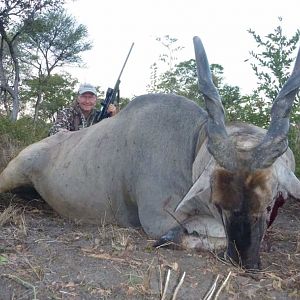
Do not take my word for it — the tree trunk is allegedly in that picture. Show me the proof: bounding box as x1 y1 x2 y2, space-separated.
2 90 11 117
10 89 19 121
0 21 21 121
33 92 42 122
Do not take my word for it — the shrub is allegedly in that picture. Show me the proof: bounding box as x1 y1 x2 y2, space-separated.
288 126 300 178
0 116 49 170
0 116 49 145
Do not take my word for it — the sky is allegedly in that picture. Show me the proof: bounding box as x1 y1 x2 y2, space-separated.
64 0 300 99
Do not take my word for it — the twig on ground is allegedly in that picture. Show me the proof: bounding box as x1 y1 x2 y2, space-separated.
210 251 233 267
59 290 78 296
155 241 175 249
82 248 142 266
172 271 186 300
213 271 232 300
0 204 19 227
296 233 300 253
24 257 43 281
161 269 171 300
203 274 220 300
203 271 232 300
1 273 37 300
264 272 284 281
282 273 300 287
158 263 163 297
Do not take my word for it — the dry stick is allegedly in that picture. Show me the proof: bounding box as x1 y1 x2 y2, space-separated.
2 274 37 300
24 258 42 281
143 257 155 291
155 241 174 249
203 274 220 300
156 251 165 297
158 263 163 297
296 232 300 253
172 271 186 300
212 251 232 267
161 269 171 300
213 271 232 300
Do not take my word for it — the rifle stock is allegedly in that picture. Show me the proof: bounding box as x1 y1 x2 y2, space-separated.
96 43 134 122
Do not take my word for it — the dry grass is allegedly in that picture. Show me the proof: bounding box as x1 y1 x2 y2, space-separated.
0 134 23 172
0 204 21 227
0 196 299 299
1 274 37 299
296 233 300 253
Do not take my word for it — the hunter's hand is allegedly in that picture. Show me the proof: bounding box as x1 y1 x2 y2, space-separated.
108 104 117 116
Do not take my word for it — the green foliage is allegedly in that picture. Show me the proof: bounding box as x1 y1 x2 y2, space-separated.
20 8 92 74
0 255 8 265
0 2 91 121
247 19 300 176
155 35 184 69
154 59 203 104
118 97 131 110
247 17 300 124
0 116 49 145
151 56 243 111
288 126 300 176
0 0 65 31
0 0 66 120
223 92 272 128
147 35 184 93
21 73 78 121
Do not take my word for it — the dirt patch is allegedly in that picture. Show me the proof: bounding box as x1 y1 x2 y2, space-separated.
0 194 299 300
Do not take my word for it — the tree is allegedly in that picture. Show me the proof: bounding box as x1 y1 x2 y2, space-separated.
0 0 64 120
150 55 243 115
147 35 184 92
247 18 300 176
21 73 78 122
154 59 198 98
247 17 300 124
19 8 92 122
147 35 244 119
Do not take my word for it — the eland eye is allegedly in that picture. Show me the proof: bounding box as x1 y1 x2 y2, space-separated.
267 206 271 213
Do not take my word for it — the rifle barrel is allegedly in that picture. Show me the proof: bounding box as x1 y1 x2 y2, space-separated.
115 42 135 85
97 42 134 122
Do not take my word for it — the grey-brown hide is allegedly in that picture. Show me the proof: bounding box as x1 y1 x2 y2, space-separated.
0 94 207 237
0 37 300 270
174 37 300 270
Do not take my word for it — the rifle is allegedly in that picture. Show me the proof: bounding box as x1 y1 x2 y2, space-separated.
96 42 134 122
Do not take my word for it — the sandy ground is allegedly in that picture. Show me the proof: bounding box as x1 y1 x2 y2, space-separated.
0 194 299 300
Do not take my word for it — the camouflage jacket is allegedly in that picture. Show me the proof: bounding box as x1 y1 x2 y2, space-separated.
49 104 99 136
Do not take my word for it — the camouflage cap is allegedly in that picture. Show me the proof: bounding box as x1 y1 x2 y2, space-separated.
78 83 97 96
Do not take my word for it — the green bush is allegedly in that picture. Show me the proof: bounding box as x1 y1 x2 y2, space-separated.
288 126 300 178
0 116 49 146
0 116 50 170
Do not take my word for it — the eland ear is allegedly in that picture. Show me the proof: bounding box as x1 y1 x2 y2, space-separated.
176 150 216 214
175 175 211 213
275 163 300 200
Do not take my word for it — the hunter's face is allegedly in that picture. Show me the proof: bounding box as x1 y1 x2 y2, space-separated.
78 92 97 112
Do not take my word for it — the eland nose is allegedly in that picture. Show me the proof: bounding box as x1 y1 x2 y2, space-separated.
243 260 261 271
